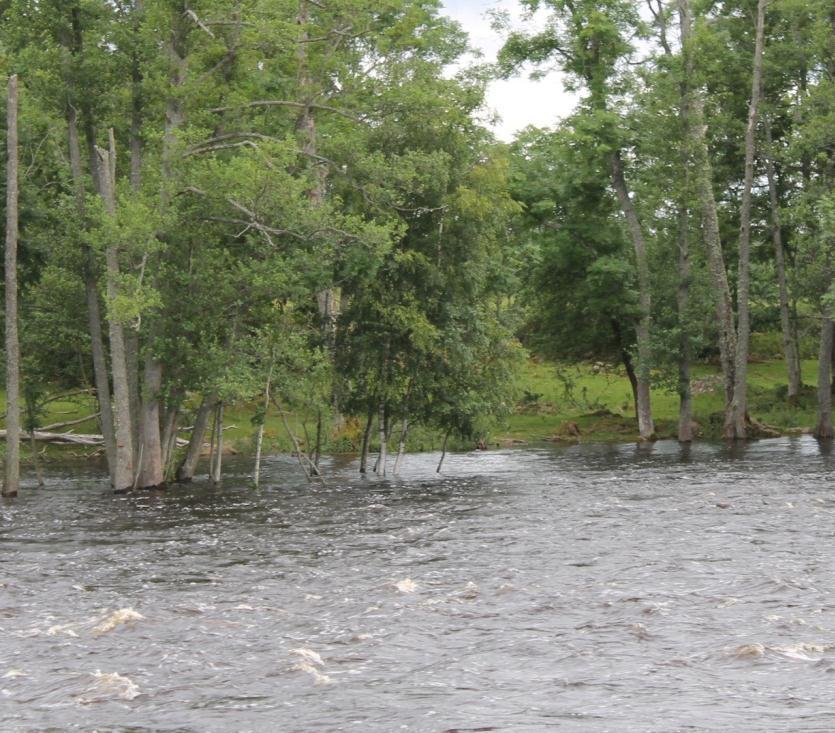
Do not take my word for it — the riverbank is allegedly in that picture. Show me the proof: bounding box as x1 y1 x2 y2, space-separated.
0 350 820 467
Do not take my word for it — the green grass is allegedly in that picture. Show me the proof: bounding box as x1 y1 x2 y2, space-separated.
0 348 823 467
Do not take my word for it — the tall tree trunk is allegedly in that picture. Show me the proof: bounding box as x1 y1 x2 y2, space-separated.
176 394 215 482
137 354 164 488
160 399 180 479
677 203 694 443
375 403 387 476
764 117 801 403
393 418 409 475
610 151 654 440
253 358 274 489
816 308 834 439
612 319 638 418
67 108 116 479
725 0 767 440
211 402 224 485
97 143 134 491
679 0 736 408
437 430 450 474
359 406 374 474
3 75 20 498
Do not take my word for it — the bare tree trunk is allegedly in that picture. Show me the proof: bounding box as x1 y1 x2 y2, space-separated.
211 402 224 486
97 143 134 491
137 353 164 488
359 406 374 474
679 0 736 408
816 308 834 439
125 330 141 464
437 431 450 474
677 203 694 443
67 108 116 480
375 403 387 477
253 358 274 489
3 75 20 498
393 418 409 475
765 117 801 403
610 151 654 440
160 401 179 480
176 394 215 482
725 0 767 440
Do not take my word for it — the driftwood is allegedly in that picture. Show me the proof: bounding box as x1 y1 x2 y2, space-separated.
0 429 188 448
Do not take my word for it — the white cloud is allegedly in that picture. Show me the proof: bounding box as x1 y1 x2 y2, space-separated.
441 0 578 141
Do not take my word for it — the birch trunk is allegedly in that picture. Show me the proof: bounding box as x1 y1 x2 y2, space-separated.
67 108 116 479
393 418 409 475
677 203 694 443
679 0 736 408
97 144 134 491
816 308 834 439
375 403 387 477
211 402 224 486
610 150 654 440
359 407 374 474
725 0 767 440
176 394 215 482
3 75 20 498
253 360 274 489
764 118 801 403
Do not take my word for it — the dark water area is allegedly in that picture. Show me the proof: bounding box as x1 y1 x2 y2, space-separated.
3 438 835 732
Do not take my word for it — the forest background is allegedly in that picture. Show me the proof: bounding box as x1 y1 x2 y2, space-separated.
0 0 833 496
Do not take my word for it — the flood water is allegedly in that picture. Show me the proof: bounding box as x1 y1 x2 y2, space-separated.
3 438 835 732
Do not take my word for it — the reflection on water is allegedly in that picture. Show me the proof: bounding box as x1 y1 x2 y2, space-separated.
2 438 835 732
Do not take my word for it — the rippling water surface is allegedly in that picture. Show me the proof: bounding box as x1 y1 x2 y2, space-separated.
3 438 835 732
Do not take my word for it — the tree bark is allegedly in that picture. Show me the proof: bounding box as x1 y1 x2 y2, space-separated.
764 117 801 403
359 406 374 474
816 309 834 439
3 74 20 498
176 394 215 482
610 151 654 440
97 143 134 491
678 0 736 408
677 203 694 443
211 402 224 485
725 0 767 440
137 353 164 488
67 108 117 479
393 418 409 475
437 431 450 473
375 403 387 476
253 358 274 488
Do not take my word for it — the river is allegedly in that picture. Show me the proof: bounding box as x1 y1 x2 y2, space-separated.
2 437 835 732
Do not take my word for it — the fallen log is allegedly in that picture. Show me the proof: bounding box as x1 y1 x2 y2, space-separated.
0 429 188 448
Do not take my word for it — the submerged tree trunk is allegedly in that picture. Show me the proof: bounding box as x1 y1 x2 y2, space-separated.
97 143 134 491
136 353 164 489
359 406 374 474
67 108 117 480
436 431 450 473
765 118 801 403
3 75 20 498
610 151 654 440
816 308 834 439
253 359 274 489
375 403 388 477
677 203 694 443
211 402 224 486
176 394 215 482
725 0 767 440
393 418 409 476
679 0 736 408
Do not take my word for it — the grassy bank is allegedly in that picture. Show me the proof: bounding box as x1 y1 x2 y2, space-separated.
0 351 820 467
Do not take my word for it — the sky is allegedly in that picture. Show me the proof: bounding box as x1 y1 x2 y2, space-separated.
439 0 579 141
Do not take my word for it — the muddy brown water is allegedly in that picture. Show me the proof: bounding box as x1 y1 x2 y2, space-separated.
3 438 835 732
